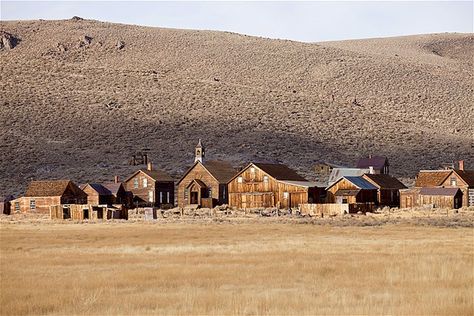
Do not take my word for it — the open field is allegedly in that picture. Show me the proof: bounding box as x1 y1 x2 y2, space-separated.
1 19 473 196
1 222 473 315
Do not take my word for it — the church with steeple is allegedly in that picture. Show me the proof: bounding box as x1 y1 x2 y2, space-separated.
176 140 236 208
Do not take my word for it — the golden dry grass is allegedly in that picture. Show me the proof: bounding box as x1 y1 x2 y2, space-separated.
1 222 473 315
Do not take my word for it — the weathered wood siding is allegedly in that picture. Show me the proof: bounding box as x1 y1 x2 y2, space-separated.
124 171 174 207
82 186 106 205
327 178 377 204
400 189 419 208
228 165 310 209
177 163 221 207
439 174 470 207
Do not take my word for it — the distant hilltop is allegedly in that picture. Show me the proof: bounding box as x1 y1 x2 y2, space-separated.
0 18 473 195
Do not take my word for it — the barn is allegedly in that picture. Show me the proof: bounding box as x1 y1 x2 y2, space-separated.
228 162 322 209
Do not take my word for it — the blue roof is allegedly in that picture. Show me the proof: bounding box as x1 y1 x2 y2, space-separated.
344 176 378 190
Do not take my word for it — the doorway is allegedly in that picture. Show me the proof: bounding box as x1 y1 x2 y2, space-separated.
190 192 199 204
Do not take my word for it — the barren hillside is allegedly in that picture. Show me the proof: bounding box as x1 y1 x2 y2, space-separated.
1 18 473 195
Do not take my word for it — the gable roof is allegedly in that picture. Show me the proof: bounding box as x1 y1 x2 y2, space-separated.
253 163 307 181
363 174 407 189
420 187 461 196
328 168 370 186
344 176 378 190
125 168 174 183
453 170 474 186
25 180 78 197
203 160 236 183
415 170 451 187
83 183 112 196
357 156 388 169
102 182 124 196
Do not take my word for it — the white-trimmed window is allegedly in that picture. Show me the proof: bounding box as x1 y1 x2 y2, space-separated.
133 178 139 189
148 191 154 202
450 177 457 186
166 192 170 204
237 176 243 183
263 175 269 183
143 177 148 188
159 192 163 203
15 202 20 212
283 192 289 199
30 199 36 210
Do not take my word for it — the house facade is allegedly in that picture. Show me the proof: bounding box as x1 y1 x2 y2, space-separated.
124 162 175 207
356 155 389 174
228 162 322 209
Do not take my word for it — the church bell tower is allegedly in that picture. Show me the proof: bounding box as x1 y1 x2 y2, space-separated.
195 139 205 163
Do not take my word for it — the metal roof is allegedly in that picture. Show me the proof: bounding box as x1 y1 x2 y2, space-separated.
327 168 370 186
420 187 461 196
344 176 378 190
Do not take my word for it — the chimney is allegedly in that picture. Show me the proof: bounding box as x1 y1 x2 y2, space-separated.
114 176 119 183
147 161 153 171
369 166 374 174
459 160 464 171
368 154 372 159
144 154 148 165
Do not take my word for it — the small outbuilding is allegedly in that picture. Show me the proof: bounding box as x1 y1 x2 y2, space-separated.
326 176 378 205
362 173 407 207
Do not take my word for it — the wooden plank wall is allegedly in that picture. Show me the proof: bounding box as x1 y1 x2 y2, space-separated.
177 164 220 207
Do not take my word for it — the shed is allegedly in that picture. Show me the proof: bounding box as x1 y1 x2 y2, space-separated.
326 176 378 205
363 174 407 207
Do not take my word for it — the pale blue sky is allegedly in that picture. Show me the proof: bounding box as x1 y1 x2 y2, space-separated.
1 1 472 42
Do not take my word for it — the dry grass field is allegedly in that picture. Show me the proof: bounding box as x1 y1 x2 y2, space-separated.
1 18 473 196
1 221 473 315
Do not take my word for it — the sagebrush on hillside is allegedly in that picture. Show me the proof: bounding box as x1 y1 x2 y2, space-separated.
0 18 473 195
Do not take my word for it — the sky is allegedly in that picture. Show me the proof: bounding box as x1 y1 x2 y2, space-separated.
1 1 472 42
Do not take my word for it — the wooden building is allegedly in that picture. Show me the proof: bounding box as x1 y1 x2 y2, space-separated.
356 155 390 174
327 167 370 187
1 195 14 215
362 174 407 207
228 162 322 209
176 140 236 208
81 180 129 206
10 180 87 214
326 176 378 205
314 162 345 177
400 188 462 209
124 162 175 207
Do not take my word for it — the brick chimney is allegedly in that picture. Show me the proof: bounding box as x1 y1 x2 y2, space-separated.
147 161 153 171
114 175 119 183
459 160 464 171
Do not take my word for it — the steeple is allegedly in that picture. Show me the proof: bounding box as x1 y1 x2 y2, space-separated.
195 139 205 163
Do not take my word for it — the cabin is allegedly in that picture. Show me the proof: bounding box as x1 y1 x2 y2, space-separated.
10 180 87 214
356 155 389 174
314 162 345 176
228 162 322 209
1 195 14 215
177 141 236 208
81 180 129 206
401 187 463 209
362 174 407 207
326 176 378 205
124 162 175 207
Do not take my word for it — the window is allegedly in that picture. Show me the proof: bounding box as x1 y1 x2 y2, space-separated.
237 176 243 183
263 175 269 183
208 188 212 197
166 192 170 204
283 192 289 199
133 178 139 189
143 177 148 188
148 191 154 202
342 198 348 204
30 199 36 210
159 192 163 203
450 177 457 186
250 167 255 173
184 190 188 200
15 202 20 212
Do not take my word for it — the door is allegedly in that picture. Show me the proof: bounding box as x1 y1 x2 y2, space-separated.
190 192 199 204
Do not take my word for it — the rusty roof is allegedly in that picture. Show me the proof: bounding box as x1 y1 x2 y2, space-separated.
25 180 76 197
420 187 460 196
102 182 124 195
203 160 237 183
254 163 307 181
415 170 451 187
454 170 474 186
363 174 407 189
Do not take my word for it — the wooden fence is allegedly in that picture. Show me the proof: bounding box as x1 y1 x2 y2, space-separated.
50 204 128 220
300 203 376 217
